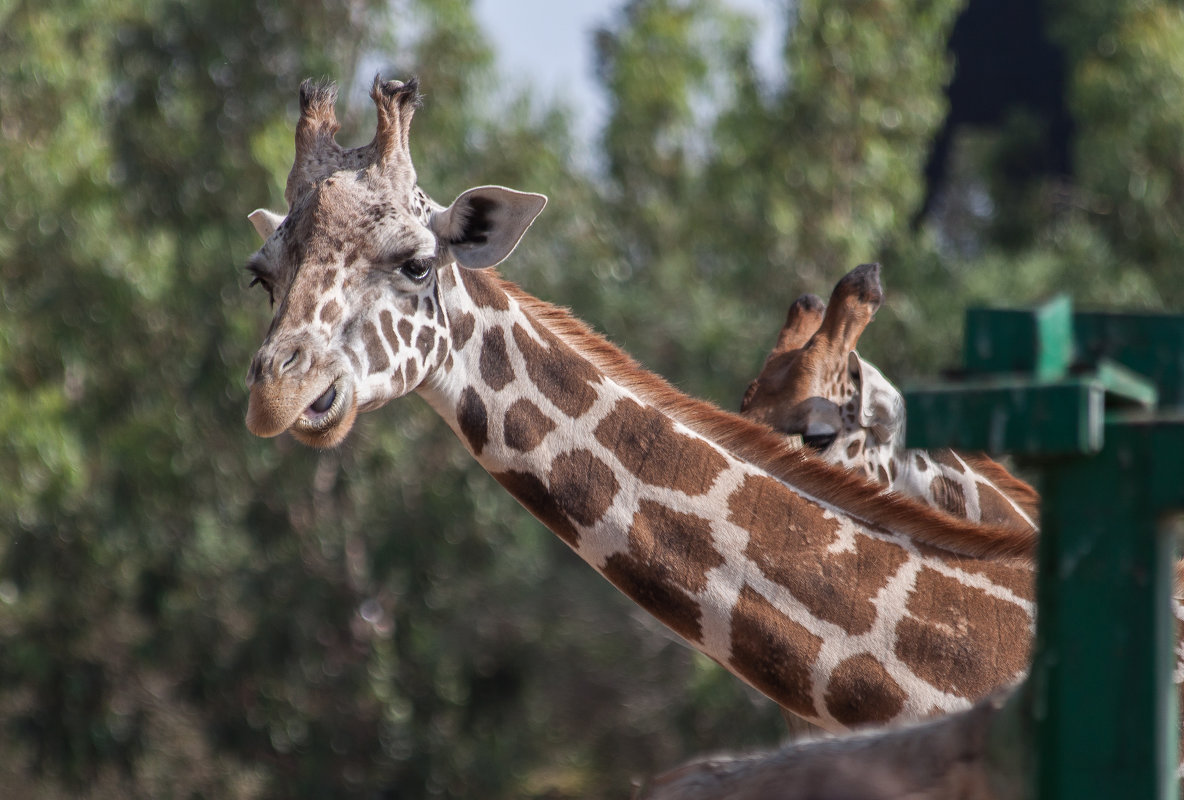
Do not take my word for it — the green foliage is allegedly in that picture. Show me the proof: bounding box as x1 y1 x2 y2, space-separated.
1 0 1180 797
1070 4 1184 300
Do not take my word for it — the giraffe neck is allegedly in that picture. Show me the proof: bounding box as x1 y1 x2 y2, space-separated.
893 448 1039 532
417 266 1036 730
829 366 1039 534
831 424 1039 532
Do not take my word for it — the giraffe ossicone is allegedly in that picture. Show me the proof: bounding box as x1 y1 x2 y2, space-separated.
242 74 1049 732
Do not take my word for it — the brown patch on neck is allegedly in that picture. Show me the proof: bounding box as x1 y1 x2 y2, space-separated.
599 501 725 645
825 654 906 725
511 321 599 418
449 309 476 350
497 277 1037 561
931 475 967 519
459 266 510 311
730 585 822 719
492 469 579 546
503 398 556 453
894 567 1031 697
593 397 728 495
456 386 488 454
479 328 514 391
602 552 707 644
729 474 908 636
625 500 724 594
960 453 1041 523
547 449 619 527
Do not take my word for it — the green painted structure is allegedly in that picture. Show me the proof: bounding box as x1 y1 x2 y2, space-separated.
905 297 1184 799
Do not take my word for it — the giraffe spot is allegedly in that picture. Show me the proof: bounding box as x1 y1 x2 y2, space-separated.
932 449 967 473
460 267 510 311
456 386 488 455
914 453 929 472
824 653 906 725
503 398 556 453
408 295 419 313
625 500 723 594
423 296 434 320
434 336 447 367
405 360 418 387
320 268 337 291
886 459 897 484
894 566 1031 698
977 483 1027 529
416 328 435 359
363 319 389 372
846 440 862 460
592 397 727 495
603 551 706 644
397 318 413 346
449 310 476 350
548 448 619 527
728 474 908 636
511 322 599 418
876 464 890 485
930 475 967 518
493 469 578 546
479 328 514 391
916 544 1036 603
729 585 821 719
320 298 342 325
379 310 399 354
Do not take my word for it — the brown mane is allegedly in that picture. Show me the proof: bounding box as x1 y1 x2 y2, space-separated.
499 276 1037 562
960 453 1042 522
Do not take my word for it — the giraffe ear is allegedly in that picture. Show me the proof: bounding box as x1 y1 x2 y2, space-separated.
248 208 285 241
850 352 904 443
431 186 547 269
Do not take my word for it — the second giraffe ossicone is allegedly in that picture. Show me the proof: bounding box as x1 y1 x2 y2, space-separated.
241 75 1039 733
740 263 1040 536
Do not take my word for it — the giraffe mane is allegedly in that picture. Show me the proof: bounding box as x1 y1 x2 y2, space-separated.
500 277 1037 562
958 453 1042 522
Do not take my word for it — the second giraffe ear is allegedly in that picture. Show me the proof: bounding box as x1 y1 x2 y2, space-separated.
850 352 904 443
431 186 547 270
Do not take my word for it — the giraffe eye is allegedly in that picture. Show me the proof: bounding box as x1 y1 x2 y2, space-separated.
246 260 275 305
400 258 433 282
802 432 837 451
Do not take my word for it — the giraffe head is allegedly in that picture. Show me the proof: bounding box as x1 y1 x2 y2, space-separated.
740 263 903 478
242 76 546 447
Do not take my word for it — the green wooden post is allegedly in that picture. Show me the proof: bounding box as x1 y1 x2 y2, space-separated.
905 296 1182 799
1031 415 1182 799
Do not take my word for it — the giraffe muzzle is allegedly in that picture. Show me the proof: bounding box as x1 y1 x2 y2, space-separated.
246 374 357 448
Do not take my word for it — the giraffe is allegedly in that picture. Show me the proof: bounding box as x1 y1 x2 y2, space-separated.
241 75 1042 733
740 263 1040 536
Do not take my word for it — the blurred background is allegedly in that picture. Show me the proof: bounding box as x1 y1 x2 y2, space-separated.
1 0 1180 796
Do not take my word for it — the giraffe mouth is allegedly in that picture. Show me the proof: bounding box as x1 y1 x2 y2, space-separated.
295 381 347 430
283 379 359 448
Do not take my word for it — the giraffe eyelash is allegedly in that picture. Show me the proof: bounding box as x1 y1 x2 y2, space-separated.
245 257 275 305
